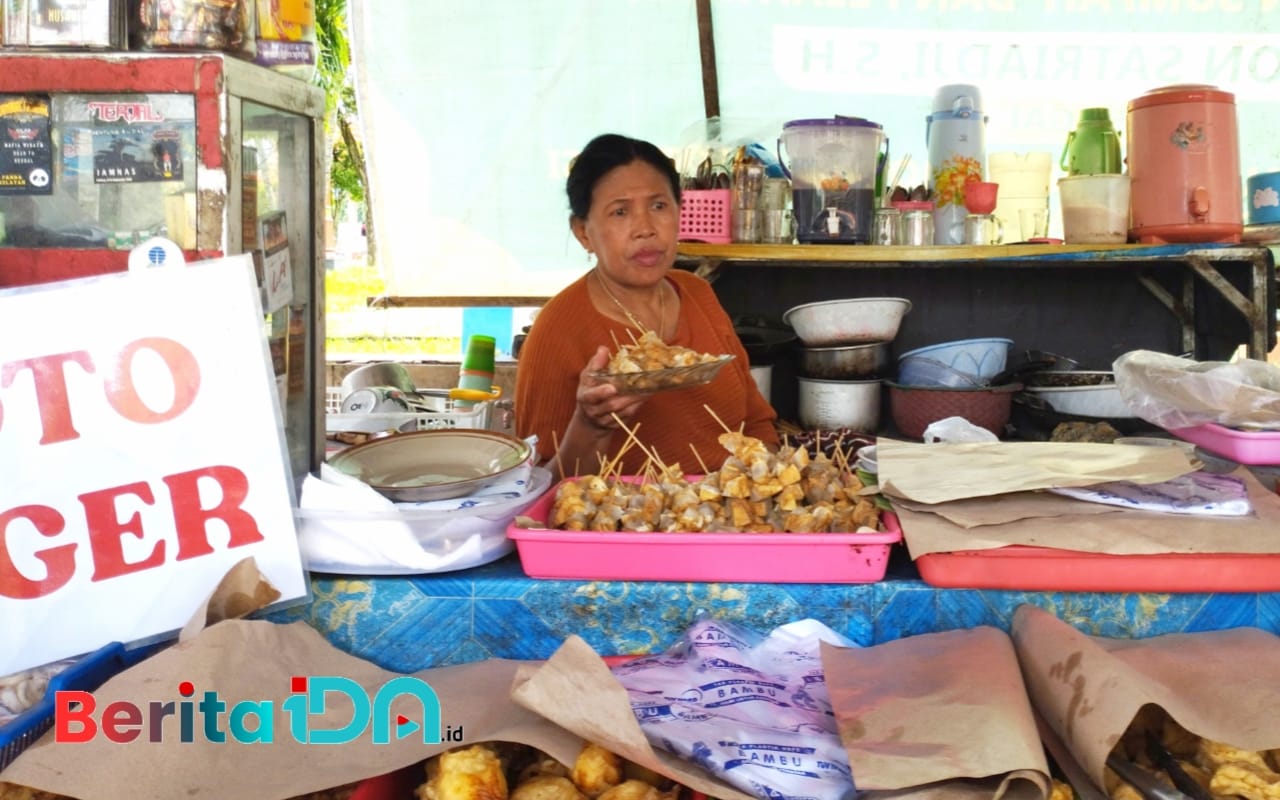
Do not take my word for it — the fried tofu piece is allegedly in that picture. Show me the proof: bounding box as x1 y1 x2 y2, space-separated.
511 776 586 800
1198 739 1272 771
1209 761 1280 800
596 780 665 800
571 743 623 798
418 745 508 800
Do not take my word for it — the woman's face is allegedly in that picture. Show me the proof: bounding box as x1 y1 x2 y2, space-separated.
572 159 679 289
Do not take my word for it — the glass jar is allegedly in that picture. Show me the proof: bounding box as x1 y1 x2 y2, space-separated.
895 201 936 246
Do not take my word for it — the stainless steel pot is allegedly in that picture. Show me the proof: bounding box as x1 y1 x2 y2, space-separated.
799 341 891 379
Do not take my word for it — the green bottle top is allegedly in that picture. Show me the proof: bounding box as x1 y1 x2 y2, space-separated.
1078 108 1114 127
462 335 496 374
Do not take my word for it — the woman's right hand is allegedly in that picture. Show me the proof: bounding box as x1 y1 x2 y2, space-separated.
574 345 646 432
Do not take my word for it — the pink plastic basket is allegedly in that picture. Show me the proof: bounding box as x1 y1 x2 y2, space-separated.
679 189 732 244
507 484 902 583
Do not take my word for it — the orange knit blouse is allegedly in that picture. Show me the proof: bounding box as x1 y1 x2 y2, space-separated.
515 269 778 476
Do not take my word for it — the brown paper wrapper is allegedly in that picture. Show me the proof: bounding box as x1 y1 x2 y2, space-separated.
877 440 1195 505
510 635 754 800
1011 604 1280 788
893 466 1280 558
1 620 586 800
824 631 1050 800
179 556 282 640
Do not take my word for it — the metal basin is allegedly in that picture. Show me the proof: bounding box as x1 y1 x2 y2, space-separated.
799 341 891 379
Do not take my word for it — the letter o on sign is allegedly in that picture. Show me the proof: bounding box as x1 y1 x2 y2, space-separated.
105 338 201 423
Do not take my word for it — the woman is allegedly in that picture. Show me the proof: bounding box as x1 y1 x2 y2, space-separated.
516 133 777 478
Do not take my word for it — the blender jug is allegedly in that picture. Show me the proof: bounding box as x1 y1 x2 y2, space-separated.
778 117 886 244
926 84 987 245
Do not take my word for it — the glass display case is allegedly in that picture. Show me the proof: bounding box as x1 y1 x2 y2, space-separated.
0 52 326 485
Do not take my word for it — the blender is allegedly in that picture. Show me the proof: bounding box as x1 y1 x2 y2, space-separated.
778 117 887 244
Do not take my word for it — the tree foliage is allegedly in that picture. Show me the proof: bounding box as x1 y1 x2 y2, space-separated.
313 0 375 262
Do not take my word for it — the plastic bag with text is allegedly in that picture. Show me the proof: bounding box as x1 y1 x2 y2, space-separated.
1113 350 1280 431
609 616 857 800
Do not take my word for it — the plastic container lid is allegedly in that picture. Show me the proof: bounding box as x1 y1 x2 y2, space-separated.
892 200 935 211
1128 84 1235 111
929 84 983 115
783 116 883 131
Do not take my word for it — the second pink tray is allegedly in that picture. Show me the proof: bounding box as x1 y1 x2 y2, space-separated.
1170 423 1280 465
916 545 1280 593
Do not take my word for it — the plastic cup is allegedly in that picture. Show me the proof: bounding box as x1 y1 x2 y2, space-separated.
458 334 496 408
1058 174 1130 244
1018 206 1049 240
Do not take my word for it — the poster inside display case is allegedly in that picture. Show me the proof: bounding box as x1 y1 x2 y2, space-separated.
2 0 124 47
0 92 196 249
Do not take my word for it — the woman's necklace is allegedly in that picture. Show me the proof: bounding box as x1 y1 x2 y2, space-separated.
595 269 665 337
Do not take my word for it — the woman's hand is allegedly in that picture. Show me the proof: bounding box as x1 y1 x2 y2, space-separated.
574 345 646 431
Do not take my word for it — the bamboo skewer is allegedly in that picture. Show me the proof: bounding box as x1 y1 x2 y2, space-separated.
689 443 710 476
702 403 733 435
610 412 671 478
551 429 567 480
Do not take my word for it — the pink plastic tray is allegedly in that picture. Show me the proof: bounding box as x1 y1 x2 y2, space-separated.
916 545 1280 593
507 488 902 583
1170 423 1280 465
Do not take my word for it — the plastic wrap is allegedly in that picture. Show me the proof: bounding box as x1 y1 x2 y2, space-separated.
609 616 857 800
253 0 315 78
1113 350 1280 430
131 0 255 57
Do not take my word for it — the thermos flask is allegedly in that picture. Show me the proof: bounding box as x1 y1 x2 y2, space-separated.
1061 108 1122 176
926 84 988 245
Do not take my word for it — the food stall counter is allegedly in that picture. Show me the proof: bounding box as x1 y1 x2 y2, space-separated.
269 553 1280 674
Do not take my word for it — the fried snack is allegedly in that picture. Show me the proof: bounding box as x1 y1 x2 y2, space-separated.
1048 779 1074 800
596 780 669 800
517 755 572 784
510 776 587 800
1198 739 1273 772
0 784 67 800
1209 761 1280 800
1102 767 1146 800
571 743 624 798
606 331 720 374
418 744 509 800
547 432 882 534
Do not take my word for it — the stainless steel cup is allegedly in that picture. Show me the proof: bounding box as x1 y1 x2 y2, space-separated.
761 209 793 243
902 209 934 246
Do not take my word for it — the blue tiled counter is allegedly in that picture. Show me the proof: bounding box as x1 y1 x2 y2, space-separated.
272 552 1280 674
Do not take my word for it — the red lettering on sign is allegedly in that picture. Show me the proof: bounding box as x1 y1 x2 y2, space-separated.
102 701 142 743
82 482 163 582
0 505 75 599
105 337 200 423
55 691 97 743
1 351 95 444
164 466 265 560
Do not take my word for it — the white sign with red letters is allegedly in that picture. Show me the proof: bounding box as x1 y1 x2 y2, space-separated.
0 255 307 676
